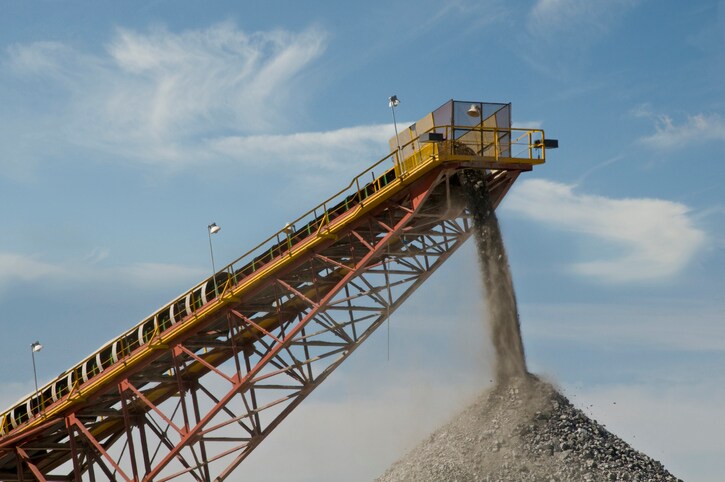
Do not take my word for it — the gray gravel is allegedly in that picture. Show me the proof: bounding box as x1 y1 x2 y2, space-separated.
458 168 527 382
375 376 682 482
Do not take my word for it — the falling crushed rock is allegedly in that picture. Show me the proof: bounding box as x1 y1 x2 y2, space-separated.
458 169 527 382
375 170 682 481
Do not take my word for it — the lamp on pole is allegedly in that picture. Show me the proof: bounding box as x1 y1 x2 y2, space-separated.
30 341 42 403
388 95 402 172
208 222 221 296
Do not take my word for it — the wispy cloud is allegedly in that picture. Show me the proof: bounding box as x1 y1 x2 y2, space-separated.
208 123 395 169
6 41 92 82
0 253 64 286
115 262 207 289
521 0 640 80
0 251 205 294
523 300 725 352
503 180 706 282
575 154 625 183
527 0 638 38
639 112 725 150
103 23 326 135
512 120 542 130
2 23 332 170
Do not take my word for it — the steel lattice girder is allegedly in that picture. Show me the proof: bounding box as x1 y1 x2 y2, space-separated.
0 167 521 482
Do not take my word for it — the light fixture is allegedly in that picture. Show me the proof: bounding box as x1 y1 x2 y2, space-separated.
388 95 402 172
30 341 43 408
467 103 481 117
208 223 221 296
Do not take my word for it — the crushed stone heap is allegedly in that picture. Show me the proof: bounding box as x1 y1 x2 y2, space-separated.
375 376 682 482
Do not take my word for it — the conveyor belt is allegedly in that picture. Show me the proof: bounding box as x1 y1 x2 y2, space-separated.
0 99 551 482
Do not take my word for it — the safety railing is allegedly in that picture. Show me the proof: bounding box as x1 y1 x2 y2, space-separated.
0 124 547 436
394 125 545 174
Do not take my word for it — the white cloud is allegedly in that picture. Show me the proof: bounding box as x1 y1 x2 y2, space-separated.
639 112 725 150
512 120 542 130
0 252 64 287
574 154 625 183
504 179 706 282
629 103 653 119
3 23 330 169
0 251 205 294
81 247 110 264
114 262 207 289
6 41 84 80
208 123 395 169
102 24 326 136
522 300 725 352
527 0 638 38
519 0 641 80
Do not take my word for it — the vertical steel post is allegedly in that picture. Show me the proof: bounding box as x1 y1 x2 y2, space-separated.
389 95 402 175
208 223 221 296
119 382 141 481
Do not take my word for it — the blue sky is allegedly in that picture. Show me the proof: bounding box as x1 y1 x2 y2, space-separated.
0 1 723 480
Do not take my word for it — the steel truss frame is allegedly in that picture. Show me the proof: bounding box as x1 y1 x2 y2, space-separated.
0 167 521 482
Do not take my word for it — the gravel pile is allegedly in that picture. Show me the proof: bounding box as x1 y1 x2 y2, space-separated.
375 376 682 482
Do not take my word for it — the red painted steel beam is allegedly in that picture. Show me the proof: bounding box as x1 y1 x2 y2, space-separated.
142 172 439 481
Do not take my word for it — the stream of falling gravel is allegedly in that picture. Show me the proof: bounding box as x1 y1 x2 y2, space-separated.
458 169 528 382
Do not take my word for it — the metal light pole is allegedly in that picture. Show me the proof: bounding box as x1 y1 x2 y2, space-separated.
388 95 402 172
208 223 221 296
30 341 42 403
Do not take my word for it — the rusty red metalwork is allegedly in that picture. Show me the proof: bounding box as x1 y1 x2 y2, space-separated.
0 166 523 481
